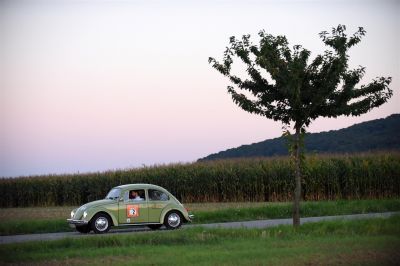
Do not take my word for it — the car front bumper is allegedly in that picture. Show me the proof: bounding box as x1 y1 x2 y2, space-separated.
67 219 89 225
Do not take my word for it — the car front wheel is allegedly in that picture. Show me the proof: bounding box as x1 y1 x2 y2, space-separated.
164 211 182 229
75 224 91 233
91 213 111 234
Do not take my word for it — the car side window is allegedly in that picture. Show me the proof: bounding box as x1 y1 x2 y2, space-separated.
149 189 169 201
124 189 146 202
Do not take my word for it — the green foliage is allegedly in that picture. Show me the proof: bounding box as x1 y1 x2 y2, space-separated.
209 25 392 127
209 25 393 226
0 153 399 207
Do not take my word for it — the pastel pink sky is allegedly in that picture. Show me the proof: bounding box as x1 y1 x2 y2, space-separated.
1 0 399 177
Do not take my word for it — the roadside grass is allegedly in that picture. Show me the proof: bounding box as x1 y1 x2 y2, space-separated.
0 199 399 235
0 216 399 265
185 201 272 211
0 206 73 221
0 219 73 235
193 198 400 223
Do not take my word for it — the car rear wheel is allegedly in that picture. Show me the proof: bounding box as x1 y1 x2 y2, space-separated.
91 213 111 234
147 224 163 230
164 211 182 229
75 224 91 233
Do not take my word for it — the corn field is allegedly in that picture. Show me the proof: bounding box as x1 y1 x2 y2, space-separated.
0 153 399 207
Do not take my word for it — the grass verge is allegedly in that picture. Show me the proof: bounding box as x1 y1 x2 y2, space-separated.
0 216 399 265
0 219 73 235
193 198 400 223
0 199 399 235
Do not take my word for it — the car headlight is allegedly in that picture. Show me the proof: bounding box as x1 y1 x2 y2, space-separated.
71 211 75 218
83 211 87 219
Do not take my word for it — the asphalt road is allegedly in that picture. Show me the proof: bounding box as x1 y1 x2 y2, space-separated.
1 212 398 245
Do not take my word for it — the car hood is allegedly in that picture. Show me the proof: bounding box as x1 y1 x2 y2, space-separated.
79 199 115 210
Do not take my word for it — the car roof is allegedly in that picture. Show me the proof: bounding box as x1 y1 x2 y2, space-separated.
114 183 168 191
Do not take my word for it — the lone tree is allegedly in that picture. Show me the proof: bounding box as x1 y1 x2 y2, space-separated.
209 25 392 226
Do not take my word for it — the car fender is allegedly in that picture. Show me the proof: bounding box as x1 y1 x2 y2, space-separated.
159 204 188 224
86 206 119 226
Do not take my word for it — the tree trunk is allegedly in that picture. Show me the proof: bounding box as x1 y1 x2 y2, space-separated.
293 126 301 227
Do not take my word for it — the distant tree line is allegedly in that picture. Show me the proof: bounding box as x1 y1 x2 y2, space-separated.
200 114 400 161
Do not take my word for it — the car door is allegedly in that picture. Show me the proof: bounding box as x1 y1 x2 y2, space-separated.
147 189 170 223
118 189 149 224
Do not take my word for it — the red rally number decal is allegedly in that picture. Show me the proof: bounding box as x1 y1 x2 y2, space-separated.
126 205 140 217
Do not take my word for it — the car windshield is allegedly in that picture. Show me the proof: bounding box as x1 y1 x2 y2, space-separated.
105 188 121 200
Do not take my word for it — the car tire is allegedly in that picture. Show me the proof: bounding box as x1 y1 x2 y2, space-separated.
164 211 182 229
91 213 111 234
147 224 163 230
75 224 91 233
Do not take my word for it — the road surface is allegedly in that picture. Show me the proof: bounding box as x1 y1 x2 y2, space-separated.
0 212 398 245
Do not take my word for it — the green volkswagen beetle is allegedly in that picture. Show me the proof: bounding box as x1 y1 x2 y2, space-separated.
67 184 193 234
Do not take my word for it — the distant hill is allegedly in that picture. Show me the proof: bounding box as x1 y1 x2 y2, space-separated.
199 114 400 161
